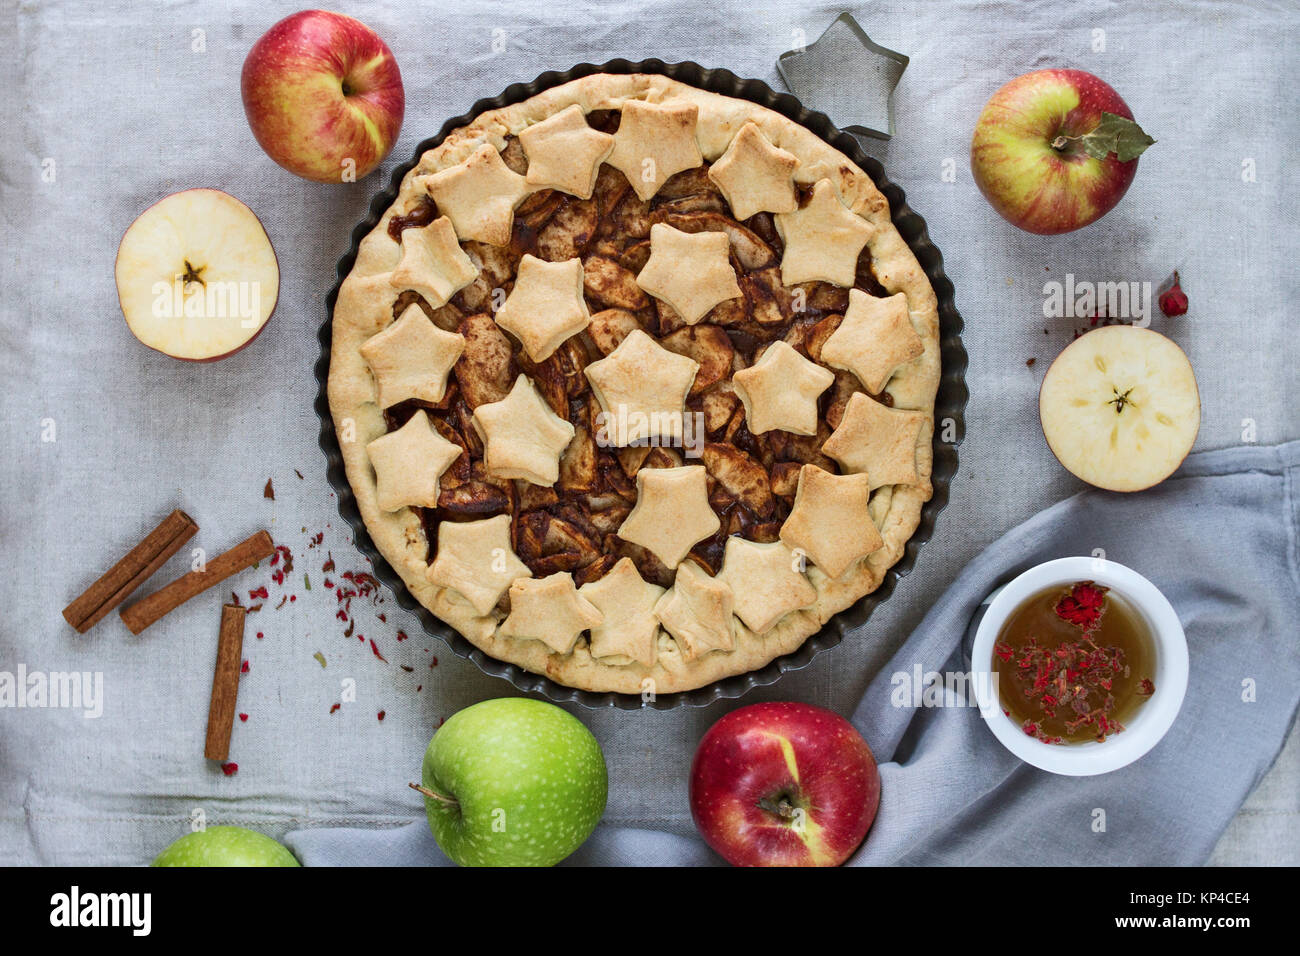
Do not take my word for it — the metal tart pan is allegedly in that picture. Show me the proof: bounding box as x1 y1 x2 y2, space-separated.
316 58 969 710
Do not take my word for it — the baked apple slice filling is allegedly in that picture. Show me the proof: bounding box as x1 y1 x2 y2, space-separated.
383 142 908 584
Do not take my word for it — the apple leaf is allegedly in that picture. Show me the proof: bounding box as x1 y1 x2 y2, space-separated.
1077 112 1155 162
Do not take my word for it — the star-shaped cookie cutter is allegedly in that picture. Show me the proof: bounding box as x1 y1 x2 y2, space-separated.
776 12 909 141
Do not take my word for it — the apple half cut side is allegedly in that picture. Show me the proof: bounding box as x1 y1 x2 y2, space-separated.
115 188 279 362
1039 326 1200 492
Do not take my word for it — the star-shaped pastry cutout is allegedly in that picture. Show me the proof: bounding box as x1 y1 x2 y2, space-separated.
472 373 575 486
518 104 615 199
779 465 883 579
821 391 927 489
820 290 924 394
708 122 800 220
617 465 721 568
500 572 603 655
388 216 479 308
584 329 699 445
579 558 665 665
732 340 834 435
635 223 741 325
493 254 591 361
360 305 466 408
653 560 735 661
718 537 817 634
418 143 529 246
426 514 532 616
365 409 462 512
775 179 874 287
606 99 703 201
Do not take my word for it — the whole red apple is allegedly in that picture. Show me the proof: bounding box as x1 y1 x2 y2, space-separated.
970 69 1153 234
241 10 404 184
690 701 880 867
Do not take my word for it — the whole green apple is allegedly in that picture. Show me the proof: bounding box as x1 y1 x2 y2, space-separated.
152 825 299 867
416 698 607 867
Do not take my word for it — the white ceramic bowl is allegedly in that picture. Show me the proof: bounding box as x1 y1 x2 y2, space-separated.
971 557 1188 776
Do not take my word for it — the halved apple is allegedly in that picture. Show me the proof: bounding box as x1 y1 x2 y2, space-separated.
115 189 279 361
1039 326 1200 492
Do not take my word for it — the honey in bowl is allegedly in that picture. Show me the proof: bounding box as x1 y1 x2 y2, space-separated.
992 581 1155 745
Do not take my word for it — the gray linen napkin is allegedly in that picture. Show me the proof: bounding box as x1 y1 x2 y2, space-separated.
285 441 1300 866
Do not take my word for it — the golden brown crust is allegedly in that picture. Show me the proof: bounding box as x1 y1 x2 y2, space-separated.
328 73 940 694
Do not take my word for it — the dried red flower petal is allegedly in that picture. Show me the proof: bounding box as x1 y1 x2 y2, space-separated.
998 623 1156 744
1158 271 1188 317
1054 581 1108 631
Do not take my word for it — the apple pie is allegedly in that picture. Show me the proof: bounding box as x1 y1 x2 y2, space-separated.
328 73 940 693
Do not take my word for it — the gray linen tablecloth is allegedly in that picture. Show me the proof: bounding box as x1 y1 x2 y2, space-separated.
1 0 1296 865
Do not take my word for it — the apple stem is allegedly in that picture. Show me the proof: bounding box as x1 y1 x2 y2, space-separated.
1051 134 1069 151
408 781 459 810
756 793 799 820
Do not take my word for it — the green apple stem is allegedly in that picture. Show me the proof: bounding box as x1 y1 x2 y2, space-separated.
408 781 459 810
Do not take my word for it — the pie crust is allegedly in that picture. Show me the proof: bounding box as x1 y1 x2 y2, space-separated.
328 73 940 694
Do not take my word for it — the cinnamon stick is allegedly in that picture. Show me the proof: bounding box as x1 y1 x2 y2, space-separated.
204 604 246 762
120 530 275 635
62 509 198 633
